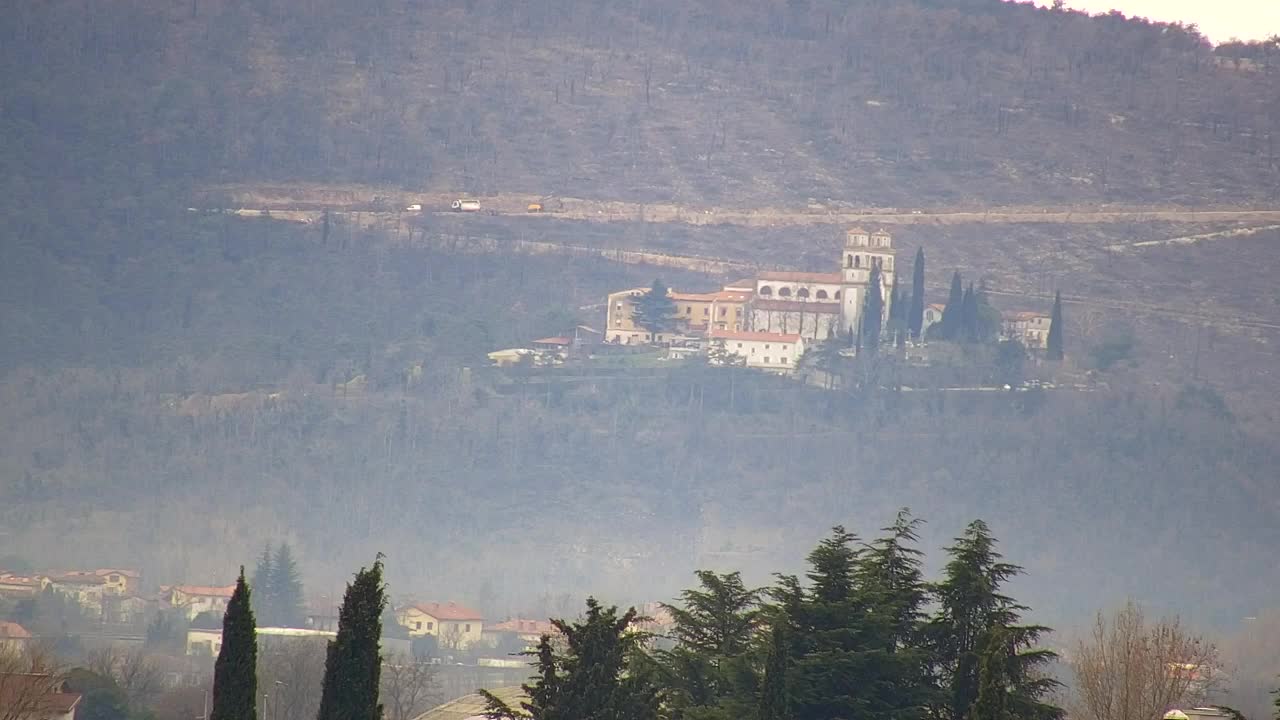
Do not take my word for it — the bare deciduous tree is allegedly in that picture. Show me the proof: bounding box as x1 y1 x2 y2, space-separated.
1071 601 1222 720
256 637 328 720
0 645 67 720
85 644 165 706
380 653 439 720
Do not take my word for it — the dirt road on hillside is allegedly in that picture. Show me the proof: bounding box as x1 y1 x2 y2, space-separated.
195 184 1280 228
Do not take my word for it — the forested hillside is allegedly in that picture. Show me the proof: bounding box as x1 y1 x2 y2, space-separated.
3 0 1280 643
3 0 1279 210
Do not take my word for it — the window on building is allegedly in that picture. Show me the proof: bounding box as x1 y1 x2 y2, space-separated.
427 622 434 630
846 254 853 268
465 624 472 632
685 306 692 314
854 256 861 268
797 288 810 298
760 286 773 296
719 307 726 317
782 357 789 364
737 343 743 348
765 344 771 349
834 291 841 299
779 287 792 297
764 357 771 364
816 290 828 299
703 307 709 315
415 621 422 630
615 303 622 310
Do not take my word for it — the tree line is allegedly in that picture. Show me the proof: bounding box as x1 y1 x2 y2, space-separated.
485 514 1063 720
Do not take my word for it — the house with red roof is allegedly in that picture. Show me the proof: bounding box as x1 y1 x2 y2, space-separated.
395 602 485 649
709 330 805 373
165 584 236 621
0 673 82 720
0 621 32 653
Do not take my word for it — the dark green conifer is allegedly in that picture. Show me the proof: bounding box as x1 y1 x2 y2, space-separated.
272 543 304 627
632 279 678 342
482 598 658 720
211 567 257 720
927 521 1062 720
1046 292 1064 361
961 283 977 341
970 627 1012 720
909 248 926 340
317 556 387 720
937 271 963 340
759 620 790 720
862 262 884 352
251 544 273 624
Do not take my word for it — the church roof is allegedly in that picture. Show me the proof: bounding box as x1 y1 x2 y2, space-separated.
756 271 843 283
752 299 841 313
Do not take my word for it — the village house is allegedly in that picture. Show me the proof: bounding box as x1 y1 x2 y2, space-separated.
0 621 32 653
709 330 805 372
0 574 45 599
165 584 236 621
395 602 485 649
1002 311 1052 349
482 619 558 653
0 673 82 720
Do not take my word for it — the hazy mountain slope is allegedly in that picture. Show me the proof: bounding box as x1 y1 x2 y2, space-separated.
4 0 1279 208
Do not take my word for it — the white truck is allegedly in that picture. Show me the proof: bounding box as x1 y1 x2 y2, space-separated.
450 199 481 212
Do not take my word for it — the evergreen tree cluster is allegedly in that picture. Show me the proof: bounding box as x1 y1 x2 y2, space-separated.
251 542 306 627
486 512 1062 720
931 272 1000 343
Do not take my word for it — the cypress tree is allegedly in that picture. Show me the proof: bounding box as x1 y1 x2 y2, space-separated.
211 567 257 720
909 248 926 340
961 283 977 342
272 543 304 628
938 271 963 340
862 261 884 352
317 556 387 720
1046 292 1064 361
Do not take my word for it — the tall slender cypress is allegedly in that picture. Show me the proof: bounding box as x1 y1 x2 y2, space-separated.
862 261 884 352
909 248 926 340
317 556 387 720
211 567 257 720
1046 292 1064 361
938 271 963 340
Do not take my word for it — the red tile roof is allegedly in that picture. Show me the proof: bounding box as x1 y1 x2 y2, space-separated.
752 299 841 313
0 674 82 715
756 271 844 284
173 584 235 598
668 291 719 302
488 619 557 635
709 330 803 343
0 621 31 639
410 602 485 621
532 337 572 346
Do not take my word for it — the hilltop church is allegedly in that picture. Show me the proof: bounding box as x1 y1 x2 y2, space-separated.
605 227 896 345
